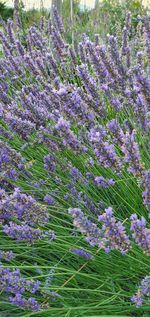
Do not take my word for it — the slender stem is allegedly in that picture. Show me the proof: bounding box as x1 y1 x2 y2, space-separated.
70 0 74 46
59 247 102 289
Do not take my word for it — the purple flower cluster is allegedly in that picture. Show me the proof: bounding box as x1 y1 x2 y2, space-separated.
52 6 64 34
131 275 150 307
121 130 143 176
52 84 95 127
94 176 115 188
9 294 41 311
0 250 15 262
3 222 42 242
0 268 41 311
68 208 102 246
71 248 93 260
89 126 122 171
44 194 55 205
5 113 36 140
0 268 40 294
55 117 84 153
0 8 150 313
0 188 48 225
142 170 150 216
0 125 13 139
38 126 59 152
130 214 150 255
134 94 150 132
76 64 105 116
143 12 150 61
43 154 56 174
98 207 131 254
0 140 24 183
69 207 131 254
107 119 124 145
0 9 148 146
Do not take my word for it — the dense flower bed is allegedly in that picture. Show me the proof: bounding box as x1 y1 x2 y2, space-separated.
0 8 149 316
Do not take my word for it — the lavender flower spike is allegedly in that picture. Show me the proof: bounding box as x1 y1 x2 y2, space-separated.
131 276 150 307
0 250 15 262
4 222 42 242
9 294 41 311
130 214 150 255
121 130 143 176
142 170 150 216
68 208 102 247
71 248 93 260
98 207 131 254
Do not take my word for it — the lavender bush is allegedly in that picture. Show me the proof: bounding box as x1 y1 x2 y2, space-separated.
0 7 149 317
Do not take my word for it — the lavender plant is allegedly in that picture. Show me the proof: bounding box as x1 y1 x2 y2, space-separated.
0 6 149 317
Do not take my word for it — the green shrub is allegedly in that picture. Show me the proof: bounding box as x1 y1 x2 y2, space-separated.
0 1 13 20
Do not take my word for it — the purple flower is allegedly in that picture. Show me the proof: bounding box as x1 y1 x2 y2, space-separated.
107 119 124 145
131 291 143 308
0 268 25 294
71 248 93 260
130 214 150 255
55 117 70 131
69 207 131 254
55 117 83 153
108 35 125 77
98 207 131 254
68 208 102 247
121 130 143 176
141 276 150 295
94 176 115 188
50 26 66 60
134 94 150 132
0 188 49 225
79 43 87 63
52 6 64 34
0 267 40 295
76 64 105 116
0 250 15 262
44 154 56 174
0 141 24 183
98 45 121 85
142 170 150 216
44 230 56 242
131 276 150 308
26 280 41 294
44 194 55 205
9 294 41 311
0 125 13 139
89 126 122 171
86 40 108 82
143 12 150 61
3 222 42 242
5 113 36 140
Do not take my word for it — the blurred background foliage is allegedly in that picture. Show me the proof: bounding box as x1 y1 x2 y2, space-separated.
0 0 148 41
0 1 13 20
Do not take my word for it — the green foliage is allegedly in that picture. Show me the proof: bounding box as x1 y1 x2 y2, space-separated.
61 0 148 45
61 0 80 43
96 0 147 33
21 8 47 28
0 1 13 20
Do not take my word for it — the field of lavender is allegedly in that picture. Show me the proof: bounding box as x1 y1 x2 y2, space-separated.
0 6 150 317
